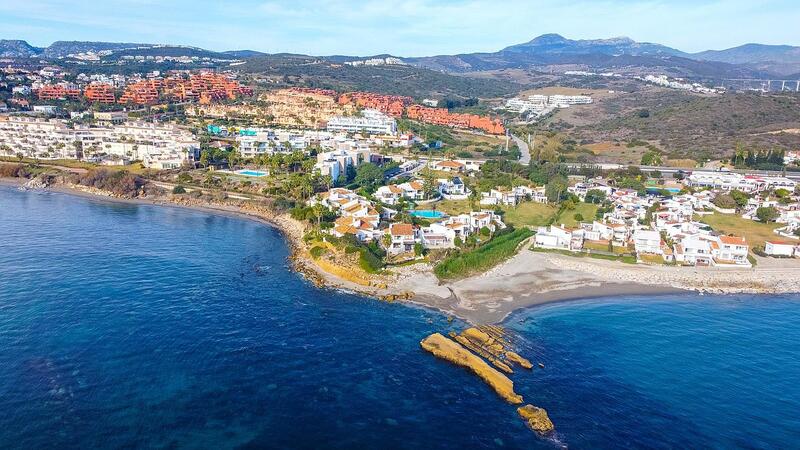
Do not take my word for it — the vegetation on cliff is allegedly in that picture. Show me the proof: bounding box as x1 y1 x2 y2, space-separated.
71 169 145 198
434 228 534 280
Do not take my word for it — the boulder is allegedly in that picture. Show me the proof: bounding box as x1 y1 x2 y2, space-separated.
517 404 554 434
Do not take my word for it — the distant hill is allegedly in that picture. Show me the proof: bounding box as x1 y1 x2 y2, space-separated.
107 46 233 60
239 54 522 99
501 33 686 57
3 35 800 80
43 41 157 58
0 39 43 58
221 50 268 58
693 43 800 76
404 34 780 78
402 34 782 79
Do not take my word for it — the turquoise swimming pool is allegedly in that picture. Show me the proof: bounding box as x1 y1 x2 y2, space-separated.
409 210 446 219
236 170 268 177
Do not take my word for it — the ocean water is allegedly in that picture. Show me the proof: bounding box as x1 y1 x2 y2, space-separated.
1 185 800 449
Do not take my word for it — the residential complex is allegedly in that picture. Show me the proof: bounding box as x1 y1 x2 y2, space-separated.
503 94 593 118
0 116 199 169
326 109 397 135
687 171 797 193
406 105 505 135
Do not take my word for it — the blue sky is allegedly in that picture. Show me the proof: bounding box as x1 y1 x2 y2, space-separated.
1 0 799 56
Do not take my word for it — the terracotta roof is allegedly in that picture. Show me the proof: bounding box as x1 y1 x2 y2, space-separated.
387 185 402 194
766 240 794 246
345 204 363 213
390 223 414 236
334 225 358 235
719 235 747 246
409 181 424 190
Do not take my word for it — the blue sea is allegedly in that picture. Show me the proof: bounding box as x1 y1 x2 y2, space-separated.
1 185 800 449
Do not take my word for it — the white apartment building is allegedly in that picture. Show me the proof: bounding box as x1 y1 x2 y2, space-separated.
313 148 372 181
687 171 797 193
503 94 592 117
326 109 397 136
0 117 199 169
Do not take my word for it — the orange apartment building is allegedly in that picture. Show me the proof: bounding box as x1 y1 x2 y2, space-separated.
118 73 252 105
37 84 81 101
83 83 116 104
118 80 162 105
338 92 413 118
406 105 505 135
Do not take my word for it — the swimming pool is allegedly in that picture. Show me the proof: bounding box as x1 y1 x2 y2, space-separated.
236 170 268 177
409 210 446 219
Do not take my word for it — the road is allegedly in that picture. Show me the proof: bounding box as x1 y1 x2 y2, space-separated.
510 134 531 165
563 162 800 181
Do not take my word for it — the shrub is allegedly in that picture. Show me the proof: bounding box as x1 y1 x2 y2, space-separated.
573 213 584 222
176 172 193 184
712 193 737 209
756 206 779 223
74 169 144 198
0 163 30 178
434 228 533 280
172 185 186 194
309 246 327 259
359 247 384 273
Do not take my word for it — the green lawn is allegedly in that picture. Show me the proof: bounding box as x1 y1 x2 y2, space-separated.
555 203 599 228
697 213 781 248
501 202 557 228
434 199 473 215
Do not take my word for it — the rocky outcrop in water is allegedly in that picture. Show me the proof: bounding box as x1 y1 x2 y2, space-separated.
420 333 523 404
517 405 554 434
453 327 534 372
23 174 53 189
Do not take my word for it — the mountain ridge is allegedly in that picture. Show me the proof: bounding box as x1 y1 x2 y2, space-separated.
2 35 799 77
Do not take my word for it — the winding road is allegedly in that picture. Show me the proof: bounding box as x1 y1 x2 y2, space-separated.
511 134 531 165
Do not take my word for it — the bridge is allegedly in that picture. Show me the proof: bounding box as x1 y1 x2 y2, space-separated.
718 79 800 92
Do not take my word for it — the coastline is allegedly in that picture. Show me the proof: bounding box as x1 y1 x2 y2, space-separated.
4 176 800 325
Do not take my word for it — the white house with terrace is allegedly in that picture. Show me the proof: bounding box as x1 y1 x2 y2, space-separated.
481 186 546 206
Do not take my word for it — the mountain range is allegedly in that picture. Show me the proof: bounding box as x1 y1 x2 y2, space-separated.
2 34 799 78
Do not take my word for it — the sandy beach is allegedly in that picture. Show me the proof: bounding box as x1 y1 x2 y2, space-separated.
4 177 800 325
391 244 800 323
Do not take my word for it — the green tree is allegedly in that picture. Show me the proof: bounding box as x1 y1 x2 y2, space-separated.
756 206 779 223
545 175 568 203
354 163 384 191
712 193 737 209
584 189 607 204
729 190 750 208
199 150 210 168
421 167 438 200
640 151 663 166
